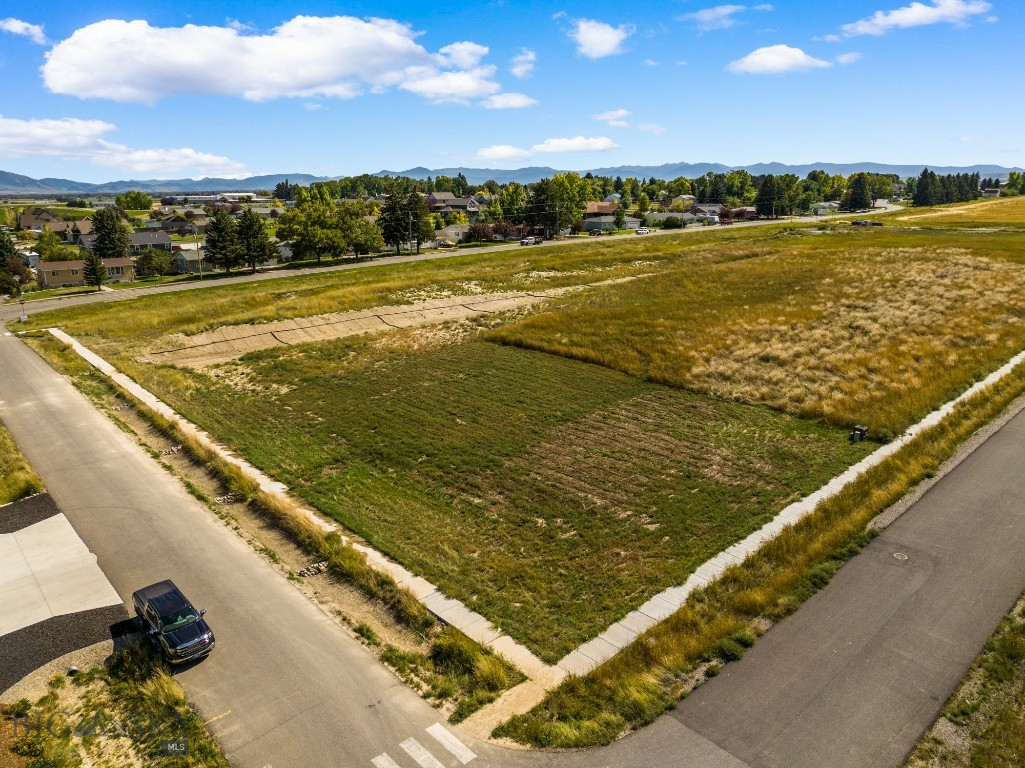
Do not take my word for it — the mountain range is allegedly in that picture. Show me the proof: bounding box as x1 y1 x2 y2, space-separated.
1 162 1021 195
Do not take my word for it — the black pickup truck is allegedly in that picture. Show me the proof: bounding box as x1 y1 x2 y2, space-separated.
132 580 215 664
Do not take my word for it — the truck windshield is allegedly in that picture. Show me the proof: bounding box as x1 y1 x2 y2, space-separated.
160 608 199 631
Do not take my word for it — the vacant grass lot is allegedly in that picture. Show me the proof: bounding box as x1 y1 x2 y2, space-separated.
490 229 1025 438
892 194 1025 229
23 218 1025 663
114 334 868 660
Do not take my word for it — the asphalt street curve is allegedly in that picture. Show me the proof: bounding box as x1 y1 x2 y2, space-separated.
673 406 1025 767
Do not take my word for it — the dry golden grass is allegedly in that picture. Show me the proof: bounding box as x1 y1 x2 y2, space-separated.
892 195 1025 228
490 230 1025 437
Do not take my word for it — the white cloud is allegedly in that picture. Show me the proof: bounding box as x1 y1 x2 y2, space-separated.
814 33 842 42
225 18 254 33
682 5 747 30
643 58 658 66
303 102 325 110
510 48 536 78
0 17 47 45
532 136 618 153
836 52 862 64
100 148 250 177
594 108 630 127
728 44 832 74
638 123 668 135
476 135 618 163
842 0 991 37
958 135 978 142
481 92 538 109
681 4 774 30
0 114 249 177
41 16 506 106
477 145 534 161
568 19 634 59
400 67 499 102
439 41 489 69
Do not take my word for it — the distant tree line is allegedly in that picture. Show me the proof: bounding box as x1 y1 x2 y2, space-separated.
909 169 982 207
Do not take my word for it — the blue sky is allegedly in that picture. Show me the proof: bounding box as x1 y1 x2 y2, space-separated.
0 0 1019 181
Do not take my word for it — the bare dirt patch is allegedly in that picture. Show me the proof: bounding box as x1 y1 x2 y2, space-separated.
145 278 648 368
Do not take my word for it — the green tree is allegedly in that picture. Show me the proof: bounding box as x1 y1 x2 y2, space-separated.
378 194 410 254
498 182 528 223
82 249 107 291
636 193 650 214
0 232 27 295
844 173 873 211
204 210 243 272
406 193 434 254
755 175 780 218
614 207 626 230
92 207 131 261
236 208 273 272
348 218 385 256
36 228 78 262
115 190 153 211
135 247 173 279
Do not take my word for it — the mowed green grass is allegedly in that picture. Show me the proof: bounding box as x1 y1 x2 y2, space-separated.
126 336 870 660
489 228 1025 438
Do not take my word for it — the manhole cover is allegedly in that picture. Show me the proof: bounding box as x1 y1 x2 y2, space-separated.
893 552 909 561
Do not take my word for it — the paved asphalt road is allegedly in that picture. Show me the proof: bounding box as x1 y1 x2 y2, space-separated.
673 407 1025 767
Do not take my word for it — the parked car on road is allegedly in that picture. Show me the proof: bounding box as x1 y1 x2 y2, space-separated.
519 236 543 245
133 580 215 664
635 227 650 235
589 229 606 236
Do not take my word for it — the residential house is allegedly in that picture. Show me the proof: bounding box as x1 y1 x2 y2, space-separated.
435 224 468 244
671 195 697 207
693 204 723 217
644 212 697 226
583 201 620 219
51 219 94 244
732 206 759 221
17 207 63 231
981 187 1001 198
583 215 641 232
79 231 173 253
427 191 488 222
603 193 622 204
37 257 135 288
810 201 841 216
173 246 209 275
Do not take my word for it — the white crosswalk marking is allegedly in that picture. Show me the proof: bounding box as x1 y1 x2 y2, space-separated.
399 737 446 768
371 754 402 768
426 723 476 764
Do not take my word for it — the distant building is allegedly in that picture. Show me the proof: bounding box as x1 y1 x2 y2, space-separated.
37 257 136 288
